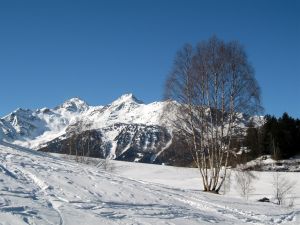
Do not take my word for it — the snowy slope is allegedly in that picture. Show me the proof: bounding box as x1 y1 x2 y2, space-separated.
0 142 298 225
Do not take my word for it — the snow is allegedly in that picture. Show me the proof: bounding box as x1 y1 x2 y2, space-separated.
244 155 300 172
0 142 299 224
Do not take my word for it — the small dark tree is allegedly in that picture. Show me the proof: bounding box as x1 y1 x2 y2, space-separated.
278 113 297 158
244 122 262 159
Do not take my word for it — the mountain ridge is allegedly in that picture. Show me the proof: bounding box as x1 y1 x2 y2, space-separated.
0 93 262 165
0 94 171 161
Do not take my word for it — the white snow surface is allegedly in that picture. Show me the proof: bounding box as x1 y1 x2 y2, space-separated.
244 155 300 172
0 142 299 225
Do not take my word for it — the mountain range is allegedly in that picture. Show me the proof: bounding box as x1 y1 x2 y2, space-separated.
0 94 261 165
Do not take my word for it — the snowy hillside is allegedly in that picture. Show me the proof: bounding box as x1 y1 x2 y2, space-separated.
0 142 299 224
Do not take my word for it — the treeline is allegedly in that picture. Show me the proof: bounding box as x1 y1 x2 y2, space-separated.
245 112 300 160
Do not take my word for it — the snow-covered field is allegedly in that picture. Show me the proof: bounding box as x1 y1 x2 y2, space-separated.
0 142 299 224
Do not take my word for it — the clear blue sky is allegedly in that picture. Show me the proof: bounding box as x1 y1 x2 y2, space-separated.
0 0 299 118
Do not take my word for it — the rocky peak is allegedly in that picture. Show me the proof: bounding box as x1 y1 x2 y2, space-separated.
3 108 33 123
111 93 143 106
57 97 89 112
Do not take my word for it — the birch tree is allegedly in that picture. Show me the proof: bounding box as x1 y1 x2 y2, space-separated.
163 36 262 193
272 172 296 205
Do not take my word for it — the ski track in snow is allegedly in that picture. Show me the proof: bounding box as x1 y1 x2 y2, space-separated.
115 178 298 225
0 143 299 225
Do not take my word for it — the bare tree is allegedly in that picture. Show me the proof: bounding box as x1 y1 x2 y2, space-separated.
272 172 296 205
163 36 262 193
80 132 95 163
235 167 257 199
221 170 231 195
67 134 76 160
96 158 115 172
65 118 93 162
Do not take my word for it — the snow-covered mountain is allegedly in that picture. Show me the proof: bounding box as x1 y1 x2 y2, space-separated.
0 93 261 165
0 94 161 144
0 94 176 163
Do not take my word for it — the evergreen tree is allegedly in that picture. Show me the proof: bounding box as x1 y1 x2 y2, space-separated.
260 113 300 160
244 122 261 159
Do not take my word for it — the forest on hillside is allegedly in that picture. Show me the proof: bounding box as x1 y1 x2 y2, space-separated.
245 113 300 161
